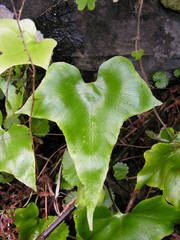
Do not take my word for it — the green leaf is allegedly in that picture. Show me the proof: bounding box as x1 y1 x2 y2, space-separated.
74 196 180 240
18 56 161 229
31 118 50 137
137 143 180 208
113 162 128 181
62 150 81 188
0 124 36 190
76 0 97 10
0 172 14 184
0 19 57 74
131 48 144 61
0 76 23 114
15 203 69 240
174 68 180 78
152 71 169 89
158 127 176 142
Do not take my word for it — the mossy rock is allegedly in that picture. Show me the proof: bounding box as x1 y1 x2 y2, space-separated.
161 0 180 12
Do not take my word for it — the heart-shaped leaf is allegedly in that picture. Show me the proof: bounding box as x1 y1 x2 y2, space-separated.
0 124 36 190
76 0 97 10
136 143 180 208
15 203 69 240
74 196 180 240
0 19 57 74
18 56 161 228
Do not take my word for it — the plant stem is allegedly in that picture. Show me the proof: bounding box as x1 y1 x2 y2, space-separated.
36 198 76 240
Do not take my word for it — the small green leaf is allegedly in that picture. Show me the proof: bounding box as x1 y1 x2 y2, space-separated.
31 118 49 137
76 0 97 10
18 56 161 229
174 68 180 78
0 124 36 190
15 203 69 240
152 71 169 89
113 162 128 181
158 127 176 142
74 196 180 240
131 48 144 61
0 19 57 74
137 143 180 208
0 76 23 115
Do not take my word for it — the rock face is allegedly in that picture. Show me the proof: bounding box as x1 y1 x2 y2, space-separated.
161 0 180 12
1 0 180 80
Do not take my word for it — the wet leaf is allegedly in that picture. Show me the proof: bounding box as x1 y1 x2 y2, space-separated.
18 56 161 229
0 124 36 190
137 143 180 208
0 19 57 74
74 196 180 240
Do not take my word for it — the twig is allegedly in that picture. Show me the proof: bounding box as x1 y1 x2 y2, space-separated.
10 0 36 150
36 198 76 240
172 233 180 240
18 0 26 20
125 188 138 213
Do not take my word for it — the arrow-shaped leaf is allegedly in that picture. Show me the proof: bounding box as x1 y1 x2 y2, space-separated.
18 56 161 228
136 143 180 209
0 124 36 190
0 19 57 74
74 196 180 240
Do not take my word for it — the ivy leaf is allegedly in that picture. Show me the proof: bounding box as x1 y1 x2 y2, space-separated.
31 118 50 137
15 203 69 240
137 143 180 208
113 162 128 181
18 56 161 229
75 196 180 240
152 71 169 89
0 124 36 190
131 48 144 61
174 68 180 78
0 19 57 74
76 0 97 10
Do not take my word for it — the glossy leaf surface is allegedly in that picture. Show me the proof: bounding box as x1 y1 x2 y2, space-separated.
18 56 161 228
0 124 36 190
76 0 97 10
75 196 180 240
137 143 180 208
0 19 57 74
15 203 69 240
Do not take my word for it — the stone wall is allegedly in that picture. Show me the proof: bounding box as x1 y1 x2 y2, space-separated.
1 0 180 80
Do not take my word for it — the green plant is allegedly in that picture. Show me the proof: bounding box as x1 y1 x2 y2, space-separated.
0 16 179 240
152 71 169 89
131 48 144 61
76 0 97 10
174 68 180 78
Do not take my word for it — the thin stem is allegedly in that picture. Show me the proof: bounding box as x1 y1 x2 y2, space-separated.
36 198 76 240
125 188 138 213
10 0 36 151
